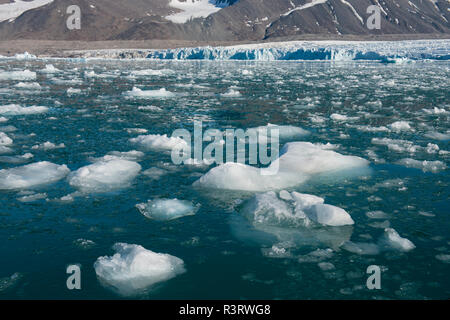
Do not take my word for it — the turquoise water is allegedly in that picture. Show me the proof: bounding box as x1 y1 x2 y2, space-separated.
0 59 448 299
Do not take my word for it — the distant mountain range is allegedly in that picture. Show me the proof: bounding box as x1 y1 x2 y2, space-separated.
0 0 449 42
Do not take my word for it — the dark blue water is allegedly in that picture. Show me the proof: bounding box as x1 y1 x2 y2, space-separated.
0 59 448 299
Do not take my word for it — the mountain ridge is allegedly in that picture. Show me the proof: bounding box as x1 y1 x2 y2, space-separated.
0 0 449 42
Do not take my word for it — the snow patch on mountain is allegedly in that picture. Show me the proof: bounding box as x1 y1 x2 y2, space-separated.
166 0 234 24
0 0 54 23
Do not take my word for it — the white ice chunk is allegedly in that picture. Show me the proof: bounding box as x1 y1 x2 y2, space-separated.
0 104 48 116
0 70 36 81
136 198 198 221
330 113 358 121
68 159 141 193
290 192 324 208
389 121 413 132
14 82 41 90
397 158 446 173
94 243 185 296
130 134 189 151
378 228 415 252
221 88 241 97
123 87 175 99
240 191 301 227
193 162 306 192
247 123 309 141
31 141 65 151
0 146 13 154
0 132 13 146
276 142 369 176
0 161 69 190
306 204 354 226
41 64 60 73
195 142 368 191
17 192 47 202
92 150 145 162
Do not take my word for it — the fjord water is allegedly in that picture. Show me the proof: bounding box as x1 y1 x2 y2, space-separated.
0 58 448 299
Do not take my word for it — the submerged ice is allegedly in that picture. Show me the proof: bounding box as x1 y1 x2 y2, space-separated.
136 198 198 221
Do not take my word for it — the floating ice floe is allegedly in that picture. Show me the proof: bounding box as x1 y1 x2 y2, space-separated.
378 228 415 252
136 198 199 221
397 158 447 173
0 117 8 123
240 191 354 228
142 167 168 180
0 146 13 154
0 153 33 164
341 241 381 255
40 64 60 73
14 82 41 90
0 132 13 146
67 87 82 95
17 192 47 202
137 105 162 112
0 104 48 116
423 107 447 115
330 113 358 121
74 238 96 249
247 123 310 142
130 134 189 151
91 150 145 162
220 88 241 97
389 121 414 132
0 70 36 81
435 254 450 264
123 87 175 99
31 141 65 151
130 69 168 76
194 142 369 191
68 159 141 193
342 228 415 255
424 131 450 141
0 161 70 190
371 138 420 153
94 243 185 296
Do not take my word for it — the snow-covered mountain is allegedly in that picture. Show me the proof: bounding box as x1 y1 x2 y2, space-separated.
0 0 448 41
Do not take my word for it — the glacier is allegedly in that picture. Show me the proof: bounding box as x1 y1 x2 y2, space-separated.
73 40 450 61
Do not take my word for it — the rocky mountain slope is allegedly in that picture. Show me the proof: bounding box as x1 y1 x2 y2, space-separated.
0 0 449 41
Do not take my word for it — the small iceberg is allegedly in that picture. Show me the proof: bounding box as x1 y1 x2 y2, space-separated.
123 87 175 99
194 141 369 191
0 161 70 190
94 243 185 296
68 159 141 193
